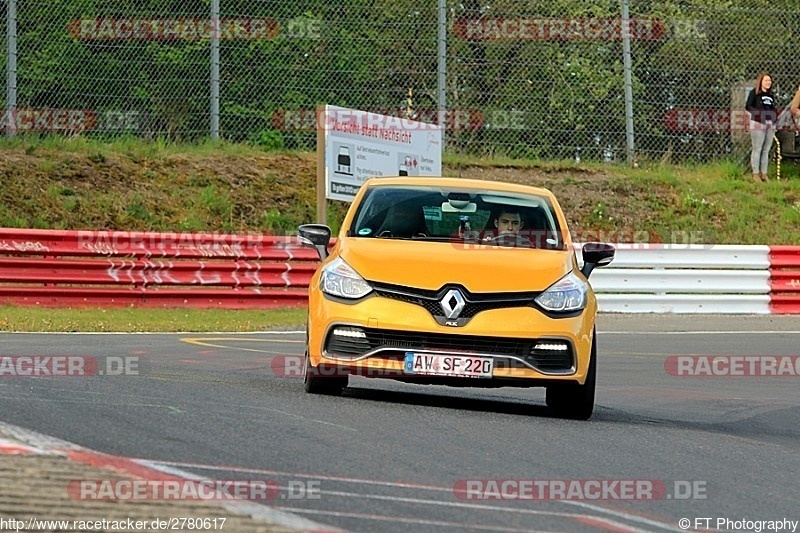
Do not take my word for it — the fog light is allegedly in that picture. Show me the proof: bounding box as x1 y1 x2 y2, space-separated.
332 327 367 339
533 342 568 351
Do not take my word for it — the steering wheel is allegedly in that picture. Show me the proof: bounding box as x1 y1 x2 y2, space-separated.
491 232 532 248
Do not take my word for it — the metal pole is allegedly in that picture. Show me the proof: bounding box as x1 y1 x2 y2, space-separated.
210 0 220 140
437 0 446 141
6 0 18 137
621 0 635 164
316 105 327 224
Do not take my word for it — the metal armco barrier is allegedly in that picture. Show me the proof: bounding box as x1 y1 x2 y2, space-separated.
578 244 782 314
768 246 800 314
0 228 317 309
0 228 798 313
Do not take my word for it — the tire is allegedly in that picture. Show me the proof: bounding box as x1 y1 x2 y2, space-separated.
303 350 348 395
546 329 596 420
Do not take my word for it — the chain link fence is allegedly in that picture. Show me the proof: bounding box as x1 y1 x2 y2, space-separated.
2 0 799 162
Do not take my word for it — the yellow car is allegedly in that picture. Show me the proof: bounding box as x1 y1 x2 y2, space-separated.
298 177 614 420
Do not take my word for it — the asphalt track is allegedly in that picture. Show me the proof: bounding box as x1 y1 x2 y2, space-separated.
1 315 799 533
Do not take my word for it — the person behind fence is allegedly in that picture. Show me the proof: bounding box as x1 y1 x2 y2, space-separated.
791 84 800 117
745 72 777 182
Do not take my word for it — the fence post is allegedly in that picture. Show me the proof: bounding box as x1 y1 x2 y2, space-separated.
437 0 447 146
210 0 220 140
621 0 635 163
6 0 17 137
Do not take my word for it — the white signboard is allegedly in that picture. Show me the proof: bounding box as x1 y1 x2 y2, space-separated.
323 105 443 202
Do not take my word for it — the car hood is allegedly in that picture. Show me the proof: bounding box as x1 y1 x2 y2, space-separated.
336 238 574 293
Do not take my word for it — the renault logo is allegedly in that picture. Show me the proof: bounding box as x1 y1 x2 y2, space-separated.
440 289 466 320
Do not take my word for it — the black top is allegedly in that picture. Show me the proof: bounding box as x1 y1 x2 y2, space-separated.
746 89 777 123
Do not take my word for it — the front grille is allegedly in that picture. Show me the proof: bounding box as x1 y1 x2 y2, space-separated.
324 326 576 373
372 282 537 320
326 327 532 357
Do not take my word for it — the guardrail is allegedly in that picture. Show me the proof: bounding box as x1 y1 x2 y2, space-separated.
0 228 798 313
767 246 800 314
0 228 316 308
580 244 800 313
582 244 773 314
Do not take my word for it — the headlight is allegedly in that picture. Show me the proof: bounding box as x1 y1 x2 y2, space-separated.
320 257 372 299
535 271 587 312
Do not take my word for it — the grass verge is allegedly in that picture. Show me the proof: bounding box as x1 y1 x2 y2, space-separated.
0 305 308 333
2 136 800 243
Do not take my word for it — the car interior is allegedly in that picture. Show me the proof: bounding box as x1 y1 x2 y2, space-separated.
351 187 564 249
375 201 429 238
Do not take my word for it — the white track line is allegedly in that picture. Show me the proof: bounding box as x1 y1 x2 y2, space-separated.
271 507 569 532
144 459 683 532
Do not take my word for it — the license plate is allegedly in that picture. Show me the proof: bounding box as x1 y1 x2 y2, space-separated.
403 352 493 378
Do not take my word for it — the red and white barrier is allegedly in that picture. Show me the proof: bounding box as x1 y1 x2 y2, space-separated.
0 228 315 309
581 244 799 314
0 228 798 313
768 246 800 314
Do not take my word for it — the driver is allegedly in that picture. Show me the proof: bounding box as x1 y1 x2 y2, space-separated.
494 208 523 235
483 207 530 246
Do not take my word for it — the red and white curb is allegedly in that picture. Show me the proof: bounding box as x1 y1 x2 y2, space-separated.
0 436 48 455
0 421 339 532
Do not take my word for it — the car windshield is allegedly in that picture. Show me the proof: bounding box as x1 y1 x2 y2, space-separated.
349 185 565 250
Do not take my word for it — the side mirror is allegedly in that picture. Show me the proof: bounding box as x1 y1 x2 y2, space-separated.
298 224 332 260
580 242 615 278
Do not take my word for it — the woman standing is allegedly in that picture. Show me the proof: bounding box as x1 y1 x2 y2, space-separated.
745 73 777 182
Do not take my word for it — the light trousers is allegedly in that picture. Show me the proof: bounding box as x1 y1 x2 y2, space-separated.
750 120 775 174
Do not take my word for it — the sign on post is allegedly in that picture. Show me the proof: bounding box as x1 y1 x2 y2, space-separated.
320 105 443 203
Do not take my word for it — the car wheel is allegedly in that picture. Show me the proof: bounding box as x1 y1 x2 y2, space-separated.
546 329 596 420
303 350 348 395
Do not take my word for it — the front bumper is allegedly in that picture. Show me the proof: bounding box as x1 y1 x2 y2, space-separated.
307 290 596 386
